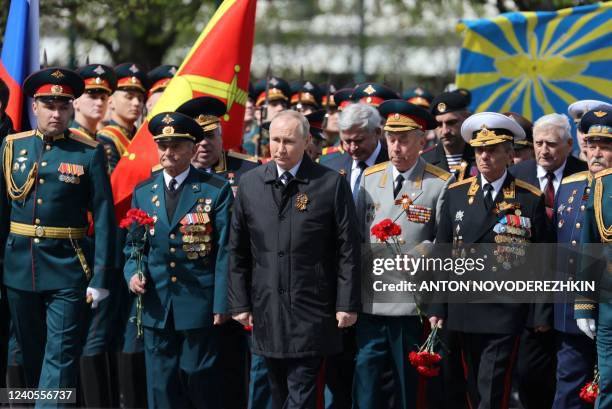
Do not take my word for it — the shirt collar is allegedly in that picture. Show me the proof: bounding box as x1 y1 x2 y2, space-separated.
276 158 303 179
536 160 566 182
163 166 191 189
480 170 507 194
392 160 419 182
352 141 381 170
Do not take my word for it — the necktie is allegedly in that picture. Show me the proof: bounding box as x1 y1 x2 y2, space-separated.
393 174 405 198
279 171 293 186
169 178 178 192
483 183 494 210
544 171 555 219
352 161 368 201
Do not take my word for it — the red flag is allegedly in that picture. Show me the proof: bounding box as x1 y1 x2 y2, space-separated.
110 0 256 220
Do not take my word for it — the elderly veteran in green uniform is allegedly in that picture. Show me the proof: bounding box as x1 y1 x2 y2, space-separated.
568 100 612 162
71 64 116 140
125 111 233 408
429 112 549 409
0 68 115 397
96 62 148 172
355 99 453 409
574 108 612 409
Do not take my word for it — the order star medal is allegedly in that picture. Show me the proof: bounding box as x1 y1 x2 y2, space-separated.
295 193 308 211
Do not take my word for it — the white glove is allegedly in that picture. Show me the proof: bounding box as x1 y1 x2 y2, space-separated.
86 287 110 309
576 318 597 339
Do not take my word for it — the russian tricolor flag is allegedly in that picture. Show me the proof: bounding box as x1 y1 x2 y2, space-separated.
0 0 39 131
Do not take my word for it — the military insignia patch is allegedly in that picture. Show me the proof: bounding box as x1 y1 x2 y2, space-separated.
295 193 309 211
455 210 464 221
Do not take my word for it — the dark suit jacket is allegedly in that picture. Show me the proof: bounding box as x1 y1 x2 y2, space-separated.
433 173 549 334
228 154 361 358
509 156 588 189
323 143 388 183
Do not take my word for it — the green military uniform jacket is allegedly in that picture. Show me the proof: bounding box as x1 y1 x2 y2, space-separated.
0 129 116 291
123 166 233 331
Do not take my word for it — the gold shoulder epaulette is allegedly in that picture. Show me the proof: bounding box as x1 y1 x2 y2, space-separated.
6 130 35 141
151 163 163 172
364 161 389 176
595 167 612 179
69 131 99 148
561 171 589 185
227 151 258 163
449 176 476 189
515 179 542 196
424 163 452 181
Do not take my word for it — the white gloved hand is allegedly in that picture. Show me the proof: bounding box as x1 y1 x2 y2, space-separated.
86 287 110 309
576 318 597 339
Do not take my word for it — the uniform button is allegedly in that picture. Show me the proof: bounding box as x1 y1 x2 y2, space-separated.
278 251 284 257
45 145 51 151
169 233 176 240
170 247 176 253
586 188 591 194
171 276 177 283
41 161 47 167
170 261 176 268
39 178 45 184
576 222 581 229
35 218 41 224
580 205 585 211
37 198 43 205
569 258 574 264
33 238 40 244
571 240 577 246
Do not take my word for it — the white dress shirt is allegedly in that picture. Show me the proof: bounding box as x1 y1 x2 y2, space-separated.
350 142 381 192
536 161 566 194
163 167 190 190
480 170 507 202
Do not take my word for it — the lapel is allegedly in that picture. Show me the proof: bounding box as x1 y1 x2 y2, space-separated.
343 154 354 182
398 158 425 203
264 160 281 211
279 155 312 214
150 172 169 227
471 173 515 242
170 167 201 230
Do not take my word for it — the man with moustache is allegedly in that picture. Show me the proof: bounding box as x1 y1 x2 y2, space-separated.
355 100 453 409
567 100 612 162
228 110 361 409
421 89 476 182
71 64 116 140
553 109 612 409
0 67 115 393
97 62 149 172
125 111 232 408
574 107 612 409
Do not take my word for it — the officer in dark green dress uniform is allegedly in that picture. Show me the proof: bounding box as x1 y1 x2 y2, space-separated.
575 108 612 409
124 111 232 408
176 96 259 408
0 68 116 401
71 64 117 140
96 62 148 173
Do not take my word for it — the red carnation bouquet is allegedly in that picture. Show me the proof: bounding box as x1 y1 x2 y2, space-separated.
120 208 156 338
408 325 443 377
579 368 599 404
371 218 403 253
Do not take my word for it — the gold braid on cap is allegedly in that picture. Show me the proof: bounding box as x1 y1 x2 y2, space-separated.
3 140 38 201
594 177 611 242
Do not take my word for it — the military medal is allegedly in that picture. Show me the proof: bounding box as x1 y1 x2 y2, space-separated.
295 193 309 211
455 210 464 222
394 194 413 210
58 162 84 184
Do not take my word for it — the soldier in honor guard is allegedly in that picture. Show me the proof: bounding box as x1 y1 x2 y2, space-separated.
124 111 233 408
355 99 453 409
71 64 117 140
176 95 258 408
252 76 291 158
96 62 149 172
568 100 612 162
574 108 612 409
429 112 549 409
290 80 322 115
146 64 177 113
351 82 399 108
553 108 612 408
0 68 115 396
304 109 327 162
421 89 476 182
321 83 340 146
402 86 434 109
318 88 353 165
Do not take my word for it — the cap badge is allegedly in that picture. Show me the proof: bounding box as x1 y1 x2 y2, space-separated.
129 64 139 73
169 66 177 75
93 65 105 75
51 85 63 94
415 87 424 95
594 111 607 118
364 84 376 95
95 77 102 84
130 76 139 84
366 96 372 104
394 113 400 120
51 70 64 79
269 77 279 86
162 114 174 124
304 81 314 90
437 102 446 113
162 126 175 135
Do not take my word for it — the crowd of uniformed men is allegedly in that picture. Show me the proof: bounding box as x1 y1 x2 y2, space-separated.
0 63 609 409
